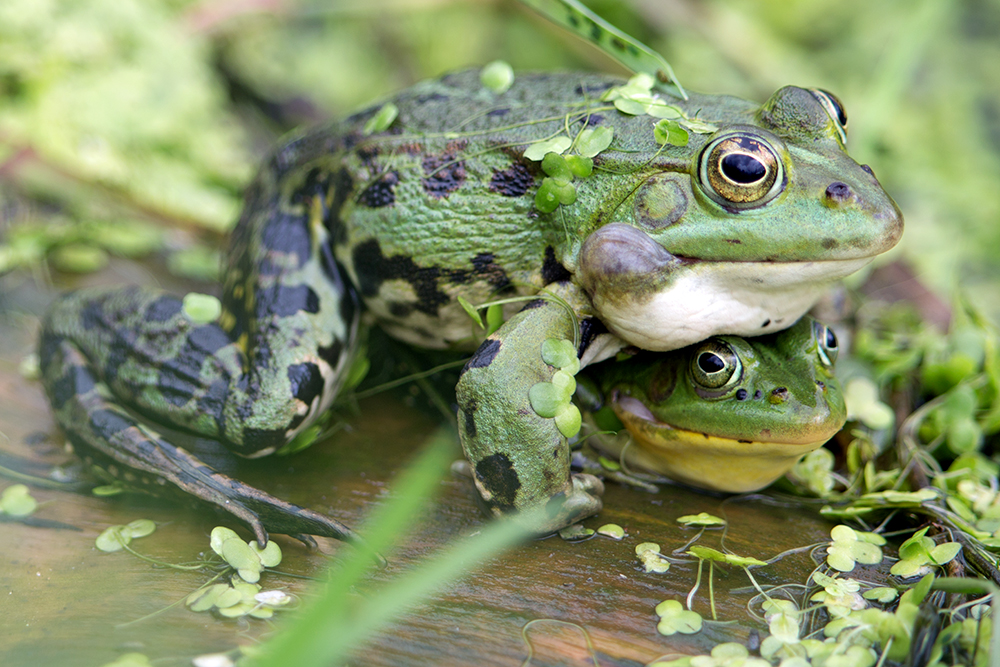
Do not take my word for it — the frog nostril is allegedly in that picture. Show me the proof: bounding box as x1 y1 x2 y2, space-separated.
825 181 853 205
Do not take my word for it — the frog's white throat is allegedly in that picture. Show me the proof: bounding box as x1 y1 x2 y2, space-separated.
594 257 872 353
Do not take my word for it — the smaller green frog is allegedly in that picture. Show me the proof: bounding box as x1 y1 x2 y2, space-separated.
584 317 846 492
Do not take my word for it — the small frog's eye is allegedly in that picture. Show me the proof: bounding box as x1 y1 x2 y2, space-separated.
691 340 742 390
699 133 784 209
810 89 848 144
813 320 839 366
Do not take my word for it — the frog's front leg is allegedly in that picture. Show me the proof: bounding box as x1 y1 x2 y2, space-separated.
456 300 604 533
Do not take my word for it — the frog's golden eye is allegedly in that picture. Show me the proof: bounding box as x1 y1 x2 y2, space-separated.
813 320 839 366
810 89 848 144
700 134 783 209
691 340 742 390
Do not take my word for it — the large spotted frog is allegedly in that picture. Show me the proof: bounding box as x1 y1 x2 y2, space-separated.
38 69 901 544
583 317 846 493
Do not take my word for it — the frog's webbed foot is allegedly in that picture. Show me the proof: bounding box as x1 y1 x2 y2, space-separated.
456 300 605 534
40 338 379 559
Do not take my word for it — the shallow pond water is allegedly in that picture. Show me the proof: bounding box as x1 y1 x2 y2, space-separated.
0 264 840 667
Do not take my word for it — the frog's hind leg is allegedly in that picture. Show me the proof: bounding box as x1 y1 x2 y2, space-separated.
456 300 604 534
38 286 364 546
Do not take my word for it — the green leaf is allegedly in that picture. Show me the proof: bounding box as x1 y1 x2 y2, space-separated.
554 403 581 438
534 180 561 213
186 584 230 612
485 304 504 335
457 296 485 329
251 540 283 568
96 525 130 553
221 538 263 583
210 526 242 557
50 244 109 273
124 519 156 539
645 102 682 119
0 484 38 517
686 545 766 567
523 137 571 161
182 292 222 324
540 338 577 371
362 103 398 135
480 60 514 93
541 152 571 180
653 119 689 146
596 524 624 540
862 587 899 603
676 512 725 527
929 542 962 565
655 600 703 635
613 96 649 116
576 126 613 158
528 382 560 418
564 155 593 178
99 653 154 667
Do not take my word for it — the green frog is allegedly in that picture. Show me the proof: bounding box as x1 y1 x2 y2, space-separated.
582 317 846 493
38 69 901 544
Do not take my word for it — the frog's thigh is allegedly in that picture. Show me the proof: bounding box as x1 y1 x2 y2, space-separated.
456 301 603 533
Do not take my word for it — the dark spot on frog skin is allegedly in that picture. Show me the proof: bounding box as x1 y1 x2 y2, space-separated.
761 319 771 328
574 82 615 96
415 92 447 105
816 380 826 390
241 427 287 453
317 339 343 370
463 339 502 372
736 388 749 401
738 439 752 444
462 399 477 439
519 299 547 311
259 211 312 268
772 387 788 400
49 362 96 408
288 167 327 207
541 245 572 284
157 325 232 407
79 296 111 331
577 317 608 357
475 453 521 513
389 301 413 318
726 239 742 244
90 409 133 437
146 296 183 323
821 237 838 249
825 182 854 206
489 162 535 197
585 114 604 126
288 362 325 407
470 253 512 291
486 108 509 117
359 171 398 208
255 284 321 318
352 239 450 316
196 379 230 433
422 154 466 198
323 167 354 248
754 390 763 400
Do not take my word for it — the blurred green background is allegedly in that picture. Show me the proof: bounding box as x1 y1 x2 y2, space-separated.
1 0 998 314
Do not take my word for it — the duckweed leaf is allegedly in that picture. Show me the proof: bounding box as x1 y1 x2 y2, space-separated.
251 540 282 568
0 484 38 517
540 338 578 371
596 524 624 540
541 152 571 180
220 538 263 583
826 525 884 572
124 519 156 539
50 244 109 273
564 155 593 178
687 545 766 568
635 542 660 556
653 119 689 146
96 525 130 553
676 512 725 527
862 587 899 603
528 382 560 418
554 403 582 438
576 126 613 158
255 590 292 607
210 526 242 557
182 293 222 324
485 304 504 335
186 584 230 612
480 60 514 94
524 137 571 161
654 599 702 635
844 377 894 430
558 524 594 541
362 103 398 135
636 542 670 573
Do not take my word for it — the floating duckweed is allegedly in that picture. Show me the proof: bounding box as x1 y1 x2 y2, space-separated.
362 102 398 135
182 292 222 324
844 377 894 430
635 542 670 573
596 524 624 540
167 245 221 281
676 512 725 527
862 586 899 603
209 526 282 584
540 338 579 374
575 126 613 158
95 519 157 552
558 524 595 541
825 525 884 572
889 527 962 578
654 600 703 636
0 484 38 517
480 60 514 93
687 545 766 568
653 119 689 147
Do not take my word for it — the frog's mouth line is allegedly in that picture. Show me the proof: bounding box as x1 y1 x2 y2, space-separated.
611 393 837 449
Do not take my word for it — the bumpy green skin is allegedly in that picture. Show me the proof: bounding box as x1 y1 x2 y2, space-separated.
39 69 901 541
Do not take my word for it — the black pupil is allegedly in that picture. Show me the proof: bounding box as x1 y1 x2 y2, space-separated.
721 153 766 184
825 328 838 349
698 353 726 374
